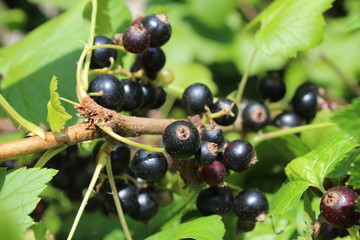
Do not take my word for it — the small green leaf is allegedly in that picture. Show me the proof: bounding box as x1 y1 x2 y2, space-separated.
32 221 47 240
347 151 360 189
145 215 225 240
247 0 334 57
47 76 72 132
333 97 360 141
327 148 360 179
0 168 6 192
269 181 309 216
346 16 360 32
0 167 57 233
285 132 356 188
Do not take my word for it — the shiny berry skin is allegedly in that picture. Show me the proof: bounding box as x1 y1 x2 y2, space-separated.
209 99 238 126
130 149 168 182
291 85 318 121
272 111 303 129
103 182 139 214
196 186 233 216
223 139 257 172
140 14 172 47
120 79 144 111
236 219 256 235
151 87 167 109
162 120 200 158
122 23 150 54
88 74 125 110
90 36 117 69
201 127 225 147
320 186 360 229
199 161 226 186
297 82 319 95
258 73 286 102
195 142 218 166
182 83 213 114
139 81 157 109
312 216 349 240
108 143 131 175
129 188 159 222
234 189 269 222
242 101 270 132
137 47 166 73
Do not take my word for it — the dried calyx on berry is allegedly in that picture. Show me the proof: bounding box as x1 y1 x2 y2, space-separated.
122 23 150 54
242 101 270 132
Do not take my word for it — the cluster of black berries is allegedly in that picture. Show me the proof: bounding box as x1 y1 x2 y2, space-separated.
87 14 171 113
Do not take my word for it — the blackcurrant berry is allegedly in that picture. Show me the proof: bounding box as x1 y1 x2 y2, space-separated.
196 186 233 216
138 81 157 109
201 127 225 148
258 72 286 102
320 186 360 229
312 216 349 240
130 149 168 182
88 74 125 110
122 23 150 54
120 79 144 111
209 99 238 126
199 161 227 186
242 101 270 132
234 189 269 222
236 219 256 235
162 120 200 158
137 47 166 73
151 87 167 109
223 139 258 172
90 35 117 69
195 142 218 166
272 111 303 129
140 14 172 47
297 82 320 95
291 84 318 121
107 142 131 175
182 83 213 114
129 188 159 222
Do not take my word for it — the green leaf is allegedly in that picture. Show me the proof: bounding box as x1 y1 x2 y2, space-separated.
247 0 334 57
346 16 360 32
145 215 225 240
0 167 57 233
333 97 360 141
0 168 6 192
285 132 356 188
47 76 72 132
347 150 360 189
327 148 360 179
269 181 309 216
32 221 47 240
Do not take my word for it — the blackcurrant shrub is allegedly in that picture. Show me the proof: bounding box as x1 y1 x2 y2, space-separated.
257 72 286 102
320 186 360 229
242 101 270 132
129 188 159 222
162 120 200 158
107 142 131 175
140 14 172 47
90 35 117 69
120 79 144 111
291 83 318 121
199 161 227 186
182 83 213 114
209 98 238 126
122 23 150 54
130 149 168 182
312 216 349 240
194 142 218 166
136 47 166 73
88 74 125 110
196 186 233 216
138 81 157 109
151 87 167 109
234 189 269 222
272 111 303 129
201 127 225 148
223 139 257 172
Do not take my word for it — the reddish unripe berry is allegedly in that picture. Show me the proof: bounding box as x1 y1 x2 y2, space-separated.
122 23 150 54
199 161 226 186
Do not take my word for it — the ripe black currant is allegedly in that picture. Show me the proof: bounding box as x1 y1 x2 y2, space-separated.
209 98 238 126
194 142 218 166
140 14 172 47
234 189 269 222
236 219 256 235
223 139 258 172
182 83 213 114
196 186 233 216
136 47 166 73
201 127 225 148
320 186 360 229
130 149 168 182
242 101 270 132
106 142 131 175
120 79 144 111
312 216 349 240
272 111 303 129
162 120 200 158
199 161 227 186
291 84 318 121
122 23 150 54
129 188 159 222
138 81 157 109
90 35 117 69
88 74 125 110
257 72 286 102
150 87 167 109
297 82 320 95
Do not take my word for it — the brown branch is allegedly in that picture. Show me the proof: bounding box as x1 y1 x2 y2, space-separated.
0 96 177 161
